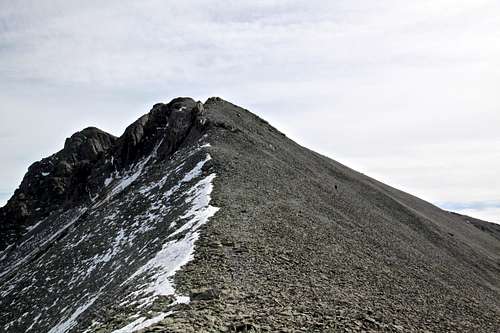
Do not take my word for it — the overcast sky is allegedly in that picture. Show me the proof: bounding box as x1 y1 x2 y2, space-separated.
1 0 499 223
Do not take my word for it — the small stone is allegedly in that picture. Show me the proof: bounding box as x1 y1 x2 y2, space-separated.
190 288 221 301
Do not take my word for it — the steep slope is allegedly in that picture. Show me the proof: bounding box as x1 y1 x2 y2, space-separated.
166 98 500 332
0 98 217 332
1 97 499 332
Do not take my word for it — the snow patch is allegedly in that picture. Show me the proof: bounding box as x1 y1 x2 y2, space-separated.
95 140 163 208
26 314 42 332
25 219 44 232
123 153 219 306
0 244 14 261
0 209 86 279
47 295 98 333
110 312 170 333
104 175 114 187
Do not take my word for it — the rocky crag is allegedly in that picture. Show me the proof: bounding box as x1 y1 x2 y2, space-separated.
1 97 499 332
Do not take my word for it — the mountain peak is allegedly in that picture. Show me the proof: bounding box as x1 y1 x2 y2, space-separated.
63 127 116 161
1 98 499 332
116 97 206 166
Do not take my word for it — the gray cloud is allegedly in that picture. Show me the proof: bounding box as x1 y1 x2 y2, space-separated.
0 1 499 223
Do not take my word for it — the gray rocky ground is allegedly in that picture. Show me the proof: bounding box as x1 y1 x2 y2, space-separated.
1 97 499 332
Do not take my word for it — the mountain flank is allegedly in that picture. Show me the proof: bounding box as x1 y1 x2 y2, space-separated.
1 97 499 332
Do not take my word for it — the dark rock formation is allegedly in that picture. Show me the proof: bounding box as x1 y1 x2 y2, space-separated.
0 97 207 251
0 127 117 249
115 97 207 167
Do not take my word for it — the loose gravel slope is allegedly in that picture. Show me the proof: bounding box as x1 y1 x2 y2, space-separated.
166 97 500 332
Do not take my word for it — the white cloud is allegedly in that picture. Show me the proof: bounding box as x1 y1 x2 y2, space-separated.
0 0 499 223
452 208 500 224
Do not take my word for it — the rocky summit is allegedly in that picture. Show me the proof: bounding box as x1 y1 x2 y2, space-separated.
1 97 499 333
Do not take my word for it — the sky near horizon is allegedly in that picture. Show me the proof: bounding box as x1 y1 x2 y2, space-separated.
0 1 499 223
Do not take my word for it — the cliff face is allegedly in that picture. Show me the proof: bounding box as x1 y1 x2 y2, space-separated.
1 97 499 332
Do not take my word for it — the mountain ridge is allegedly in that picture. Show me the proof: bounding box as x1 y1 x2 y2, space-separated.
1 97 499 332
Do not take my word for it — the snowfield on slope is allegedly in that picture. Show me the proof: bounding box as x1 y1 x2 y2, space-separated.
0 143 219 333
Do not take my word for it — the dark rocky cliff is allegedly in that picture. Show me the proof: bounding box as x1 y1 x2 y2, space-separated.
0 97 499 332
0 97 206 251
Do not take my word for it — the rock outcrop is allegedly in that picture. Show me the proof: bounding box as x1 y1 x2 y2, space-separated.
0 97 207 251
